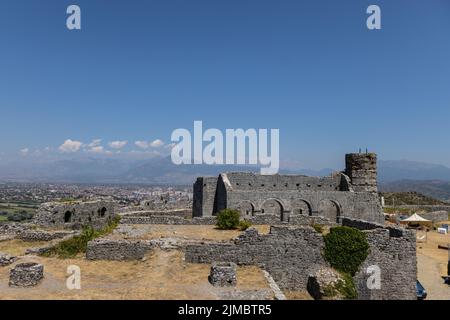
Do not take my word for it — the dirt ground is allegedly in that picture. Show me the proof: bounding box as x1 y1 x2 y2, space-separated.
0 245 273 300
109 224 271 241
416 227 450 300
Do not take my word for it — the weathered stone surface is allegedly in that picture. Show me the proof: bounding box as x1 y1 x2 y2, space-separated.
208 262 237 287
0 252 16 266
33 200 116 230
307 267 345 300
9 262 44 287
86 239 153 260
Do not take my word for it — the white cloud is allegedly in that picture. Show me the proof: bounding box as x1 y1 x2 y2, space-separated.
20 148 29 155
87 146 112 155
150 139 164 147
87 139 102 148
59 139 83 153
89 146 104 153
108 140 128 149
135 141 149 149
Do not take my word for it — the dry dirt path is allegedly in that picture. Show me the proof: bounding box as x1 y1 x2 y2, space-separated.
417 252 450 300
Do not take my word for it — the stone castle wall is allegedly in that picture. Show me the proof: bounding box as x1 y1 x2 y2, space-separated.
193 153 384 224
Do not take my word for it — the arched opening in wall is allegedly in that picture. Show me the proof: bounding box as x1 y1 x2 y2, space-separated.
100 207 107 217
236 201 254 218
64 211 72 223
291 199 312 216
318 200 340 223
261 199 283 216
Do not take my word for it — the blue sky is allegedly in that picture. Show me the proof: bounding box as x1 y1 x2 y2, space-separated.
1 0 450 169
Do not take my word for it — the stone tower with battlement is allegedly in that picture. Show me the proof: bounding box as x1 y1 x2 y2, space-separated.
345 153 378 193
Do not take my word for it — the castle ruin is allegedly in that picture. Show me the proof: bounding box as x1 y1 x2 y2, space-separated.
193 153 384 224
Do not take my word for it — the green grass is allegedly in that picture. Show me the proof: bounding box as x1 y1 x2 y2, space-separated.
0 216 7 222
41 215 121 259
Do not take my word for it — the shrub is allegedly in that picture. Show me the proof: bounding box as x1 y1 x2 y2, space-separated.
335 272 358 300
7 210 33 222
238 220 252 231
216 209 240 230
42 215 120 258
312 224 324 234
323 226 369 276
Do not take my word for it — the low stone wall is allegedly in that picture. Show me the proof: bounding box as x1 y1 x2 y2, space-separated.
0 222 30 235
342 217 384 230
86 239 154 260
123 209 192 218
120 213 335 227
24 232 80 255
18 230 76 242
119 216 217 225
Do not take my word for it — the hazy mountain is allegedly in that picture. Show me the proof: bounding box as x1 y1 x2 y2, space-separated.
378 160 450 183
379 180 450 202
2 157 450 196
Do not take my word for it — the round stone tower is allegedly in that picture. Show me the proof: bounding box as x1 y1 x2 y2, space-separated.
345 153 377 193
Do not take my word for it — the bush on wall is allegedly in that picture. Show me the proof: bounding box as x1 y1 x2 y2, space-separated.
323 226 369 276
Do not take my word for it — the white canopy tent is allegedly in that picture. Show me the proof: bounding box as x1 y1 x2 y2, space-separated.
401 213 432 227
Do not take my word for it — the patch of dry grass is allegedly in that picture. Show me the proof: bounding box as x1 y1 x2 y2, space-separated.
0 239 48 256
0 249 271 300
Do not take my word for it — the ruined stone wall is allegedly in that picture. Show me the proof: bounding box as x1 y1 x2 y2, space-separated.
33 200 116 230
354 227 417 300
18 230 76 242
186 219 417 300
119 215 217 225
185 226 327 290
86 239 153 260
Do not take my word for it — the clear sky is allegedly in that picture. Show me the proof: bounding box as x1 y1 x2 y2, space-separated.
1 0 450 169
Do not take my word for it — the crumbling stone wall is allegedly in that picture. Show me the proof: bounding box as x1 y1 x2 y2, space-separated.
185 219 417 300
185 226 327 290
352 225 417 300
86 239 154 260
18 230 76 242
33 200 116 230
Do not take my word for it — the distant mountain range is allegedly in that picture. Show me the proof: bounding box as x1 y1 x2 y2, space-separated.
1 156 450 200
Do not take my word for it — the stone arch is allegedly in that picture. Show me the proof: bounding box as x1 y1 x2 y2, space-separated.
261 199 284 216
236 201 255 218
318 199 341 223
291 199 312 216
100 207 107 217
